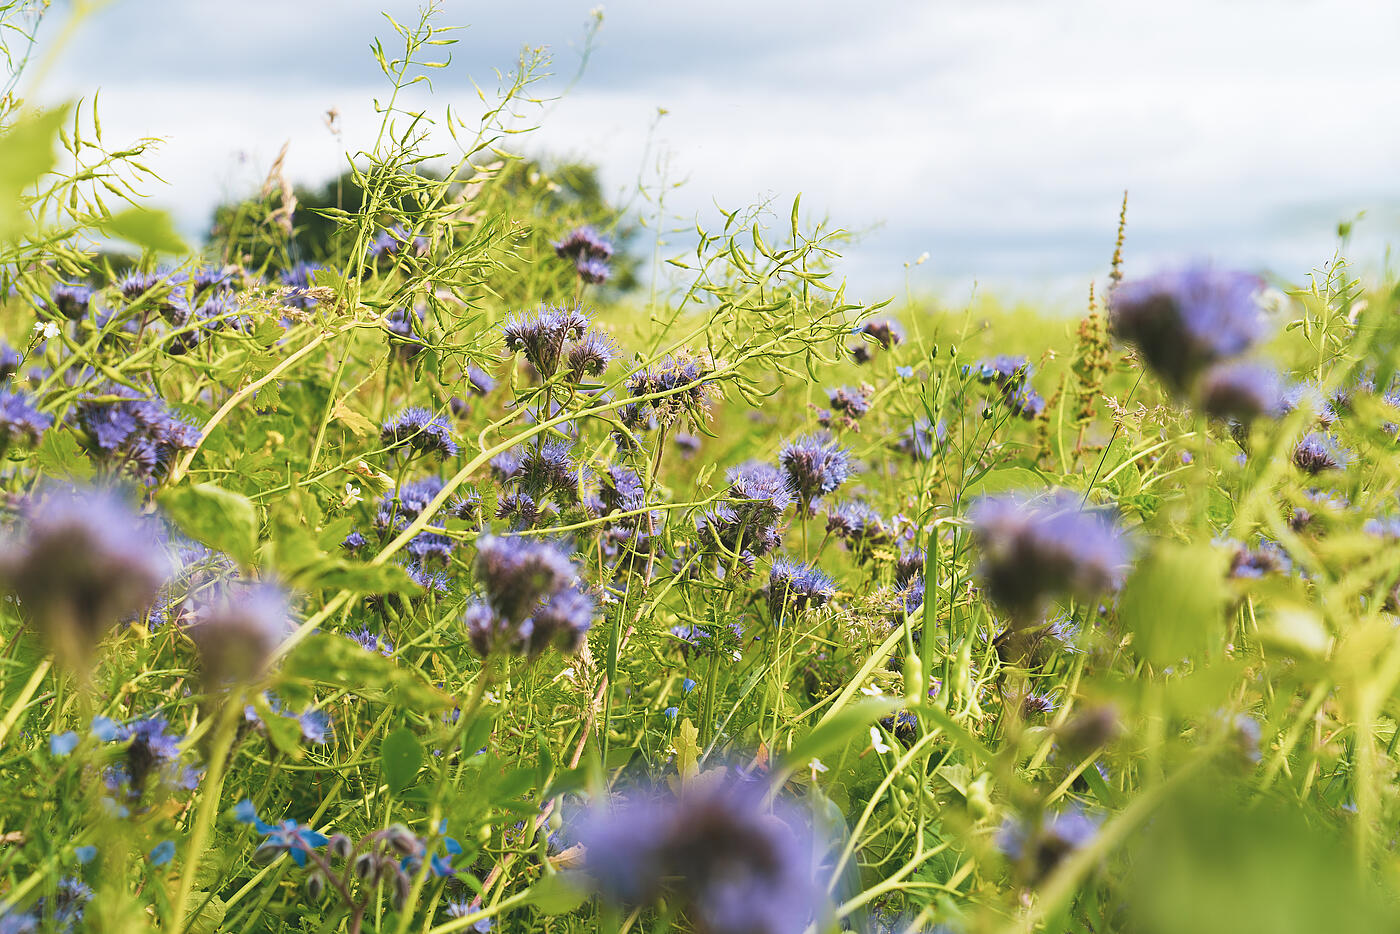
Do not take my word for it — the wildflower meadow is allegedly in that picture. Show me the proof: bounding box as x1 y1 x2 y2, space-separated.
0 4 1398 933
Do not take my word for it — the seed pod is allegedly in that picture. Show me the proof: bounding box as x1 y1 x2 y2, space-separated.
385 823 421 857
328 834 352 860
305 871 326 901
252 843 286 865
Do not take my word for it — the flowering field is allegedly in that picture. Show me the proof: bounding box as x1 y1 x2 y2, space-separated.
1 7 1399 934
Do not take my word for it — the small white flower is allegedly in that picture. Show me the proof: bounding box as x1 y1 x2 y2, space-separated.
33 321 59 340
860 684 884 697
809 757 829 774
344 482 362 505
869 726 892 755
731 649 741 661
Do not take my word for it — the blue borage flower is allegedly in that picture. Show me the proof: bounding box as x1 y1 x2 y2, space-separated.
380 407 459 459
1292 432 1348 474
1108 263 1264 394
501 303 590 380
149 840 175 866
997 806 1100 885
1197 360 1281 423
0 486 173 665
779 431 852 511
578 773 822 934
49 731 78 756
235 800 330 867
243 693 334 745
766 558 837 620
0 390 50 446
970 489 1131 625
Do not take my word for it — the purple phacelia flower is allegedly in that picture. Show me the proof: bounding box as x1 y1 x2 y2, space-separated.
466 364 496 396
1197 360 1281 423
516 439 580 502
1292 432 1348 474
1108 264 1264 394
826 385 871 421
625 353 713 426
502 304 590 380
380 407 459 459
279 262 323 309
856 319 903 350
566 330 617 380
48 282 93 320
0 487 172 666
553 226 613 262
0 390 50 446
578 776 821 934
71 387 200 484
349 627 393 656
600 464 646 515
895 418 946 461
576 257 610 284
997 806 1100 884
766 558 836 620
520 586 594 656
472 535 574 624
779 432 852 511
970 490 1131 625
186 583 294 686
824 501 892 555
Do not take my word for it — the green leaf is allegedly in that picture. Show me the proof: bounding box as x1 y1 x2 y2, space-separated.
0 104 70 239
278 633 448 711
160 483 258 568
308 559 422 596
525 872 589 915
778 699 901 780
381 726 423 795
33 429 94 482
250 694 304 759
101 207 188 255
1119 542 1227 666
964 466 1046 499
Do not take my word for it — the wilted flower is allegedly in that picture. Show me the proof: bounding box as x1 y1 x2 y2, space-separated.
970 490 1131 625
187 583 294 687
1108 264 1263 394
380 407 459 459
578 776 821 934
779 432 852 512
0 487 172 668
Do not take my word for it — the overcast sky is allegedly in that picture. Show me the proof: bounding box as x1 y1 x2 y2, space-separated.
36 0 1400 305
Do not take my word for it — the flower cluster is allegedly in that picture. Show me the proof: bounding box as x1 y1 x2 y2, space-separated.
465 536 593 657
380 407 459 459
970 354 1045 421
72 386 201 484
778 431 852 512
623 352 713 431
553 225 614 284
186 583 294 688
766 558 837 620
996 806 1101 885
501 303 601 381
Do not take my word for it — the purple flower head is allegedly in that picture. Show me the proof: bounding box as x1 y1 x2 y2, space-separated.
824 501 892 555
0 390 50 446
466 364 496 396
349 627 393 656
0 343 21 380
192 265 239 293
997 806 1101 884
516 439 580 502
576 257 610 284
578 776 822 934
553 225 614 262
700 462 791 557
48 282 93 320
857 319 904 350
1003 385 1046 420
342 529 367 552
380 407 459 459
187 583 294 686
1197 360 1281 423
1227 538 1291 579
0 487 172 666
1292 432 1348 474
600 464 646 515
566 330 617 380
826 385 871 421
895 418 946 461
521 586 595 656
1108 264 1264 394
779 432 853 510
972 354 1033 389
115 715 183 796
297 709 333 744
625 353 713 426
72 387 200 484
496 490 543 529
407 531 454 566
970 490 1132 625
404 562 451 598
766 558 836 620
472 535 574 624
895 548 925 587
502 303 590 380
674 432 701 457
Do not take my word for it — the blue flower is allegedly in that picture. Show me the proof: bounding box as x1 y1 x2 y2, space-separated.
1197 360 1281 423
236 800 329 867
682 678 696 694
49 732 78 757
575 256 610 284
186 583 294 686
1292 432 1348 474
553 226 613 262
779 432 853 511
663 707 679 719
0 390 49 446
297 710 333 744
74 845 97 864
380 407 459 459
996 806 1100 884
895 417 946 461
472 535 575 624
501 304 590 379
767 559 837 620
149 840 175 866
48 282 93 320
